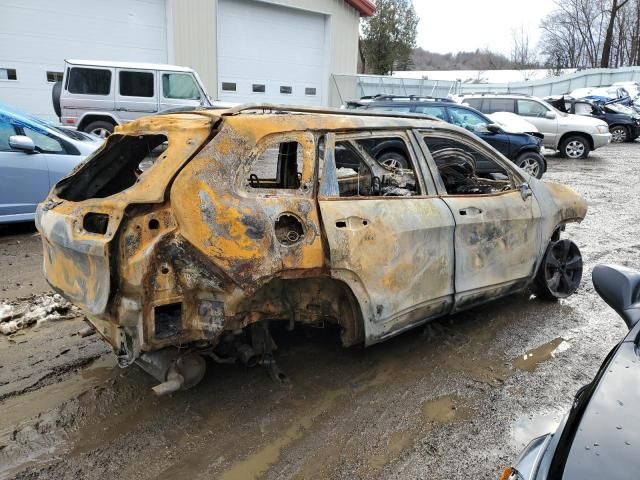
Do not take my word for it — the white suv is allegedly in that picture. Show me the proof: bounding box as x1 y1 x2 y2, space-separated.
53 59 213 137
459 94 611 158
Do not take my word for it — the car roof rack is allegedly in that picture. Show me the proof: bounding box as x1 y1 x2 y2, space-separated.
360 94 455 103
458 92 531 97
219 103 440 121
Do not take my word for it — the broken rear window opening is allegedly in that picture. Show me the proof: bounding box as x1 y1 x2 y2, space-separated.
247 141 302 190
55 134 168 201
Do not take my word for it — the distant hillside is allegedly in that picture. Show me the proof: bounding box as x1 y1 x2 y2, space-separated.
410 47 518 71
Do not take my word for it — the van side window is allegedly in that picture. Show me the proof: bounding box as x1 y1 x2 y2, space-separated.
248 141 302 190
162 74 200 100
423 135 515 195
68 68 111 95
119 71 154 97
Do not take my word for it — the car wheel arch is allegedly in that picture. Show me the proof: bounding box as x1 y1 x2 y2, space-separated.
237 275 367 347
77 114 119 132
557 131 594 151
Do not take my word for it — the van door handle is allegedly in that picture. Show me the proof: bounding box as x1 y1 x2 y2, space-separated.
459 207 482 216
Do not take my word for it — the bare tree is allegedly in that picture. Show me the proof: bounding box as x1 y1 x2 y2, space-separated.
601 0 630 66
511 26 537 68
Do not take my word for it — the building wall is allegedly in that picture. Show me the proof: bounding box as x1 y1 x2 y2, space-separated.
169 0 218 96
169 0 360 103
0 0 167 120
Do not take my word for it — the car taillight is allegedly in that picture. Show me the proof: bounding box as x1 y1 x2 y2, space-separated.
499 467 515 480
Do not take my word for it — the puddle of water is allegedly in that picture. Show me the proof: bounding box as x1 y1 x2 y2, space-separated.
0 356 117 438
422 395 471 424
512 411 563 447
513 338 570 372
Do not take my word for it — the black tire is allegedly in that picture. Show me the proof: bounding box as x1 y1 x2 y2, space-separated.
532 239 583 300
83 120 115 138
610 125 629 143
377 151 409 169
52 81 62 120
514 151 545 179
558 135 590 159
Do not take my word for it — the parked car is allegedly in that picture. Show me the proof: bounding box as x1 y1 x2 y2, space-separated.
346 95 546 178
36 104 587 394
459 94 611 159
53 59 214 137
502 264 640 480
545 96 640 143
0 102 102 223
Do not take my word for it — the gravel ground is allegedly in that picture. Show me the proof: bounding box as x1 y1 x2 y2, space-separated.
1 142 639 480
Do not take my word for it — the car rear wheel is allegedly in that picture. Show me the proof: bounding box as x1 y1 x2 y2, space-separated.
610 125 629 143
559 135 590 159
515 151 544 179
533 239 583 300
377 151 409 169
84 120 115 138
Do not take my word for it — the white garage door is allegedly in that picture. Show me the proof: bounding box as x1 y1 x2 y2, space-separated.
0 0 167 121
217 0 326 106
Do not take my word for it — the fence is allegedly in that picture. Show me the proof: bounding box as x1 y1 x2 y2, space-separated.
329 67 640 107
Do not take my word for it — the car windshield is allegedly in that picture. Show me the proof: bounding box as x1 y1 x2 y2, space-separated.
0 102 80 140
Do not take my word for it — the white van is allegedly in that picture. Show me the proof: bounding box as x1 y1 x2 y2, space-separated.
53 59 213 137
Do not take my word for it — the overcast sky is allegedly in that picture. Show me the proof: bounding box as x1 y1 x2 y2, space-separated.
413 0 557 55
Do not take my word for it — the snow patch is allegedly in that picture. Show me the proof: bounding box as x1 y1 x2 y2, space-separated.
0 294 81 335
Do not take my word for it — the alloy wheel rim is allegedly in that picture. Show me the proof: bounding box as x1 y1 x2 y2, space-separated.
519 157 540 176
381 157 403 169
565 140 585 158
544 239 583 297
611 127 627 143
92 128 111 138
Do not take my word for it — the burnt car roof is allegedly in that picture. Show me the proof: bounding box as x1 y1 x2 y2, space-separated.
151 103 446 132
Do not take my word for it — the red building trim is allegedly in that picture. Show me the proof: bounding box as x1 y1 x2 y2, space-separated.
346 0 376 17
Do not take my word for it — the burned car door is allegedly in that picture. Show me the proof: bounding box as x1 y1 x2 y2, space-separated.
317 131 456 344
418 131 543 311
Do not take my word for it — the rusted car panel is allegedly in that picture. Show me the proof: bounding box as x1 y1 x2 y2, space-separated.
36 104 587 391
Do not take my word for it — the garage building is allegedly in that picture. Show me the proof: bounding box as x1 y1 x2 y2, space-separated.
0 0 374 120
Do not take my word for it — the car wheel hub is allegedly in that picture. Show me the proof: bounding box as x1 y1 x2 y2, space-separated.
565 141 585 158
518 157 540 176
543 239 583 297
611 128 626 143
92 128 111 138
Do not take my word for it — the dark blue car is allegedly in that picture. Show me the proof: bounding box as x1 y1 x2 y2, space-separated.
346 95 546 178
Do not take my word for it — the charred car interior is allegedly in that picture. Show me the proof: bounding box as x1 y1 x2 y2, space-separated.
35 104 587 394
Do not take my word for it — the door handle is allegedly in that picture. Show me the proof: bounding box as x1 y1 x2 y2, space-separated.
336 217 369 229
459 207 482 216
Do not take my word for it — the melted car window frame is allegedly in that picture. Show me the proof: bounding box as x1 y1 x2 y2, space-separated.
319 130 428 199
418 130 524 197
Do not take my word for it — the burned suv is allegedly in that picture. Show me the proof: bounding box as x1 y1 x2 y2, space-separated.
36 104 587 394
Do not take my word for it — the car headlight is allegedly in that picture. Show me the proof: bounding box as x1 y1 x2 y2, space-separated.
596 125 609 133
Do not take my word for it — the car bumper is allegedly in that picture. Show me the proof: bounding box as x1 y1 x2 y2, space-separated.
592 132 612 149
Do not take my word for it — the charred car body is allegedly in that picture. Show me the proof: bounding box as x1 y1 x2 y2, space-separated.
36 104 587 393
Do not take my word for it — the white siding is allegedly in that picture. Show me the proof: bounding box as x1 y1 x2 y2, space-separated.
171 0 361 106
217 0 326 105
0 0 167 120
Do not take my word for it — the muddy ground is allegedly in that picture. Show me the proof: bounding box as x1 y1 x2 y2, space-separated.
1 143 639 480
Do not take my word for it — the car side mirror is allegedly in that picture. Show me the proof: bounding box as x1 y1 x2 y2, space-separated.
592 264 640 329
544 111 556 120
9 135 36 153
518 182 532 200
486 123 502 134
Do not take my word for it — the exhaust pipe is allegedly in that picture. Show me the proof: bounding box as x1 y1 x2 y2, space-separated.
236 343 259 367
136 349 206 396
